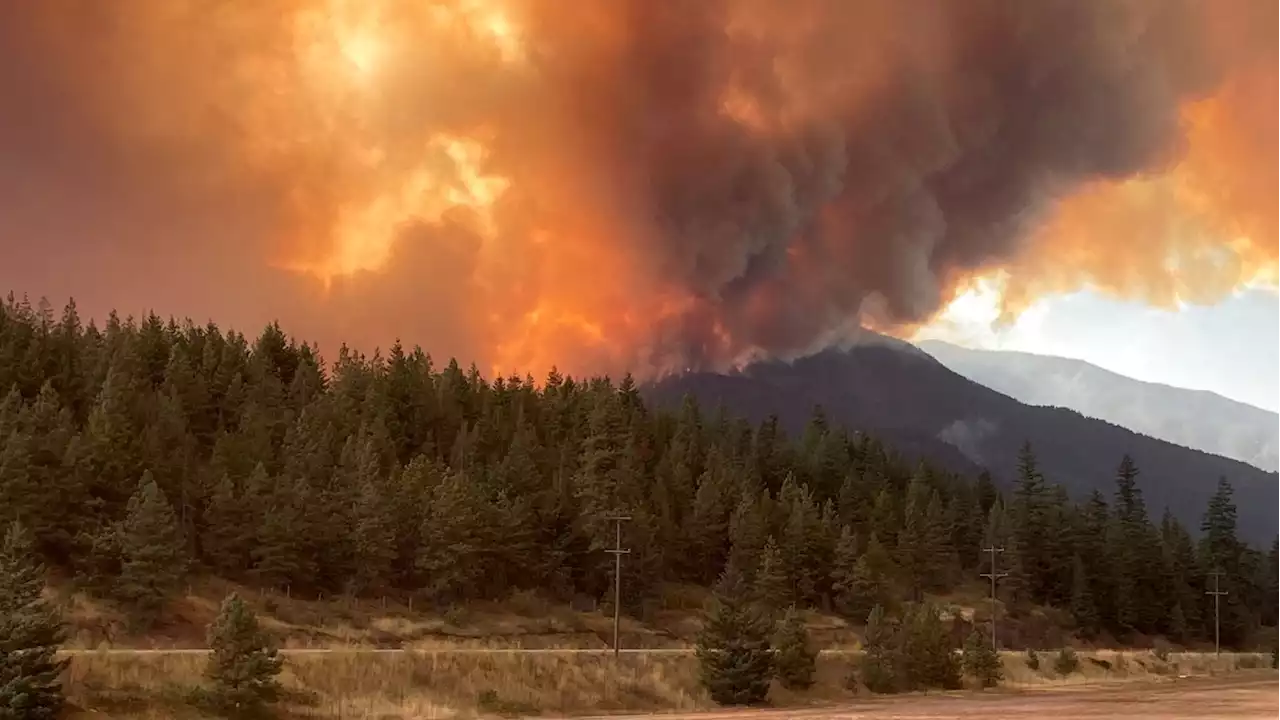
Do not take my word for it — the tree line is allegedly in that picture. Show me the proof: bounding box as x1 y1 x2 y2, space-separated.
0 294 1275 648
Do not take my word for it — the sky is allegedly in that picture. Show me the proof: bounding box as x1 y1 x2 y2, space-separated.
0 1 1274 394
918 287 1280 413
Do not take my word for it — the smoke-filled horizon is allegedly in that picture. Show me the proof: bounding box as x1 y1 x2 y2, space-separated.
0 0 1274 378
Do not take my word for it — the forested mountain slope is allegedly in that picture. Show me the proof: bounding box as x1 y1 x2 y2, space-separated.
0 295 1274 649
919 340 1279 472
646 337 1279 545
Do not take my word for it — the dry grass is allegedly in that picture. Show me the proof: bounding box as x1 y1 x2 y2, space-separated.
1000 649 1272 687
64 649 709 719
63 647 1273 719
54 579 1275 717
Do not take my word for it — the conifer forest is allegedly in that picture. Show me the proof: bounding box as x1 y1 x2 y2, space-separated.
0 294 1275 649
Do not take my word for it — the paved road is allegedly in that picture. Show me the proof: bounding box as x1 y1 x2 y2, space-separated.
568 676 1278 720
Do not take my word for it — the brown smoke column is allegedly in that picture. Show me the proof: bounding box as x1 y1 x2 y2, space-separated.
0 0 1273 378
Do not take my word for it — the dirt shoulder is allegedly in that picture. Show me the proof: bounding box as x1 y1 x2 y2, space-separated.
565 674 1279 720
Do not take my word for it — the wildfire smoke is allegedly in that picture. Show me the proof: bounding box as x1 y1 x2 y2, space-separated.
0 0 1273 378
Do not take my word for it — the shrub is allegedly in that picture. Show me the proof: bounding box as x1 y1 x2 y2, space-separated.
1152 641 1171 663
1025 647 1040 670
961 631 1002 688
1053 647 1080 676
1235 654 1262 670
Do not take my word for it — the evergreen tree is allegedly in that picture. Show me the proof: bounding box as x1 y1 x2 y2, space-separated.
1168 602 1188 643
751 536 790 616
771 606 817 691
1069 554 1098 637
1111 456 1163 634
961 630 1002 688
900 603 961 691
842 533 894 621
857 605 899 694
695 564 774 706
205 593 283 717
1198 478 1247 647
897 474 933 602
829 525 859 618
349 473 397 597
115 471 188 630
0 522 67 719
201 473 252 578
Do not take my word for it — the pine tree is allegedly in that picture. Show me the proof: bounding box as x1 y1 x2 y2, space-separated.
201 473 252 578
1168 602 1188 643
115 471 188 630
696 564 774 706
1111 455 1162 634
250 476 311 593
1069 554 1098 637
857 604 899 694
897 474 933 602
829 525 859 618
843 533 894 621
349 473 397 597
0 522 68 719
418 471 496 602
900 603 961 691
751 536 790 616
1198 478 1246 647
961 630 1002 688
772 605 817 690
205 593 283 716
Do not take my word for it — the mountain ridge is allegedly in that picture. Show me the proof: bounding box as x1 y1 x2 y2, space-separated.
917 339 1279 472
645 337 1278 545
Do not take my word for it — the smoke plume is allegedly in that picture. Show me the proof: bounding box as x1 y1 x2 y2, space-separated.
0 0 1273 377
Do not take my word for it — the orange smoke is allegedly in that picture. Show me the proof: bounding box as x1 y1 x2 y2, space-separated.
991 0 1277 316
0 0 1273 379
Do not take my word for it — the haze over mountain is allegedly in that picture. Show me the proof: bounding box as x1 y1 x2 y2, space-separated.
645 334 1279 545
918 340 1279 472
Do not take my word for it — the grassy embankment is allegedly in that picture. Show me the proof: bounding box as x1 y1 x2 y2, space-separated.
58 578 1276 719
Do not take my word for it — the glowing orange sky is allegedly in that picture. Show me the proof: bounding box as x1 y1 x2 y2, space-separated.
0 0 1273 379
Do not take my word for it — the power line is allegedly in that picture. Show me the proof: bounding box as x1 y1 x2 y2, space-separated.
1206 570 1228 656
604 515 631 660
980 546 1008 652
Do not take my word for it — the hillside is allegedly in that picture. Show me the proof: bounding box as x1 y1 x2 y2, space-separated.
918 340 1279 472
0 295 1275 677
645 336 1279 545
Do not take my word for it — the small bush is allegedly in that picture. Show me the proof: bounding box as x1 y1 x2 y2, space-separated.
1153 641 1171 662
1024 648 1040 670
1053 647 1080 676
1235 654 1262 670
477 688 540 717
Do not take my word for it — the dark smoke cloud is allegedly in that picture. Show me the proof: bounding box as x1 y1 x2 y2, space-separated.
0 0 1272 377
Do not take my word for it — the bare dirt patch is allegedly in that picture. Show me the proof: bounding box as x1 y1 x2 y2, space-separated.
575 675 1279 720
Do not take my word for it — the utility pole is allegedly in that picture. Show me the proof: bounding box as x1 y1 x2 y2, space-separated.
605 515 631 660
981 546 1008 652
1206 570 1228 656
